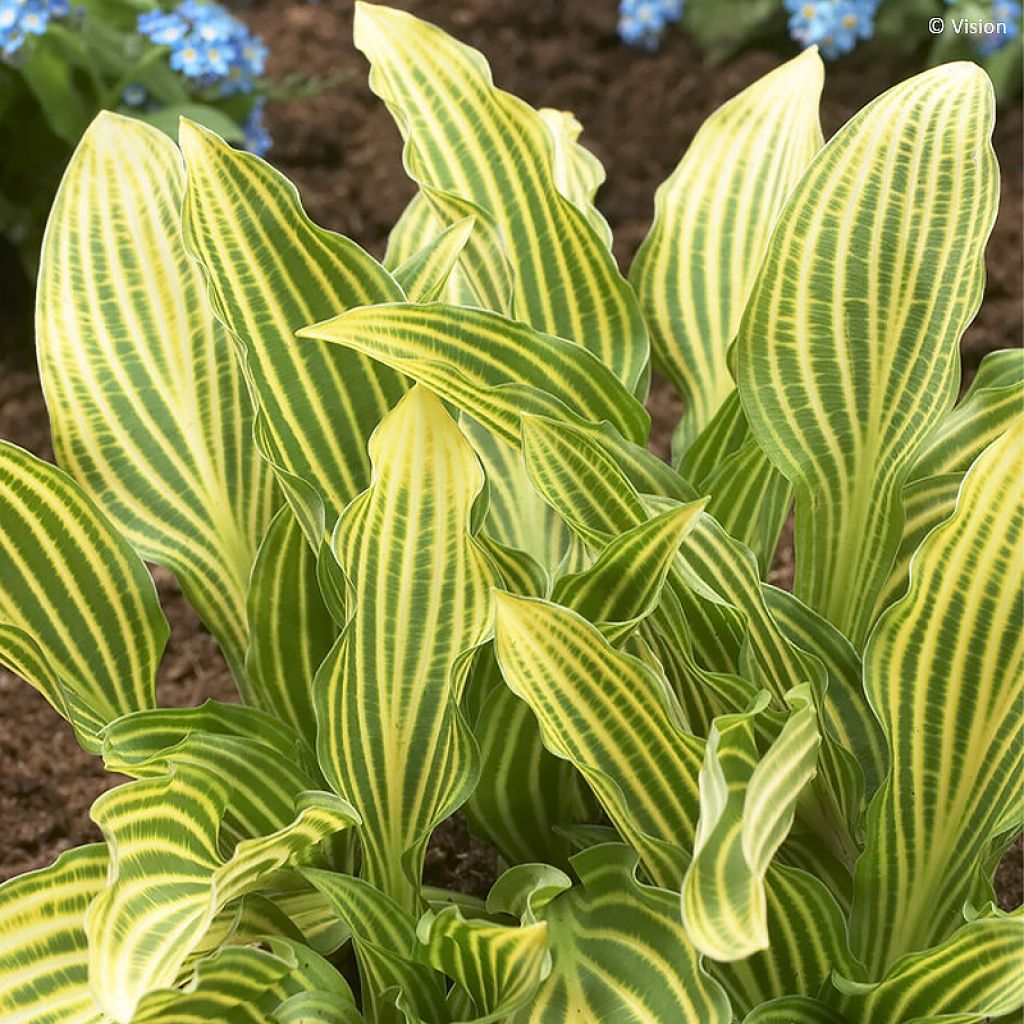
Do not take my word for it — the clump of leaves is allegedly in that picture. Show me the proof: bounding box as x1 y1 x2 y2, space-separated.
1 4 1020 1022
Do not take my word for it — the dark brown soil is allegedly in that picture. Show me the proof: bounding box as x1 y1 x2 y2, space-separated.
1 0 1020 908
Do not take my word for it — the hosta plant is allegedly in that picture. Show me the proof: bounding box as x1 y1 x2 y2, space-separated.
1 4 1021 1022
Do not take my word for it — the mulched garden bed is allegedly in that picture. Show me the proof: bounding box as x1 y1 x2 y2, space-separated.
1 0 1020 900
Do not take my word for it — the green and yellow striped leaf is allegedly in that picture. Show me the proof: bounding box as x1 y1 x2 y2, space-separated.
415 904 550 1021
465 648 595 870
0 443 165 751
99 707 327 846
849 422 1023 975
836 913 1024 1023
86 755 358 1021
314 386 499 911
467 504 703 867
742 997 847 1024
493 592 700 888
910 348 1024 482
507 845 732 1023
764 587 886 798
354 2 648 390
301 868 449 1024
178 119 407 543
713 864 859 1014
682 686 820 961
36 112 274 682
630 48 823 449
0 844 107 1024
298 303 649 450
551 501 707 642
537 107 611 247
735 63 999 646
0 846 324 1024
246 505 338 744
518 416 861 882
392 216 476 303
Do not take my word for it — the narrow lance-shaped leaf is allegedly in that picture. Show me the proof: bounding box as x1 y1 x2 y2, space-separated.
909 348 1024 482
314 386 500 912
682 685 821 962
736 63 998 646
468 504 706 868
245 504 338 744
849 421 1024 975
0 443 166 751
298 302 650 450
179 119 407 544
301 869 450 1024
354 2 648 390
392 216 476 303
494 592 701 888
36 112 276 682
631 48 824 449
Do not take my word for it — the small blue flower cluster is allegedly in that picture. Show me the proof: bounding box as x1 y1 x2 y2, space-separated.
618 0 684 51
137 1 267 95
977 0 1021 55
785 0 879 60
1 0 71 59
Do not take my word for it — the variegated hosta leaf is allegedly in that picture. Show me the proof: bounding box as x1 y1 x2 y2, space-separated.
100 708 352 954
0 844 107 1024
736 63 998 647
415 905 550 1021
682 686 820 961
354 2 649 390
537 107 612 247
86 751 358 1022
835 913 1024 1024
506 846 732 1023
262 935 363 1024
99 705 325 844
314 386 499 911
910 347 1024 482
493 592 701 888
465 647 594 871
764 587 886 799
676 392 792 571
246 505 338 743
467 505 703 868
630 49 823 450
518 416 862 883
36 112 275 683
0 846 328 1024
713 863 859 1014
301 869 449 1024
461 417 571 575
298 302 650 450
518 414 747 683
849 422 1023 975
551 501 707 641
0 443 166 751
742 997 847 1024
178 119 407 543
872 472 961 616
392 216 475 302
